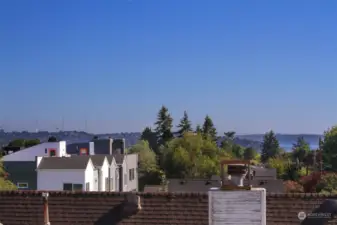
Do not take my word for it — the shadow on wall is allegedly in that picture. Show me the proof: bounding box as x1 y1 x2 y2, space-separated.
94 193 141 225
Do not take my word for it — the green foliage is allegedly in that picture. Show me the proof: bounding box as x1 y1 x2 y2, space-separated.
129 140 158 173
261 130 280 163
7 139 40 148
177 111 192 137
266 157 287 179
140 127 158 153
243 147 257 160
292 136 310 163
321 126 337 171
316 173 337 194
154 106 173 145
195 125 202 134
161 133 219 178
0 160 17 190
202 115 217 141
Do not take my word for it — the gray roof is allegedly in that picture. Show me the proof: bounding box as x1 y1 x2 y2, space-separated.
37 157 90 170
89 155 106 167
168 179 221 192
112 153 124 164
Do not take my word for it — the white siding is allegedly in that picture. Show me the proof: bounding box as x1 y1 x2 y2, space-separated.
3 141 68 162
208 188 266 225
37 170 85 191
84 160 95 191
100 158 109 191
37 158 95 191
109 159 118 191
124 153 138 191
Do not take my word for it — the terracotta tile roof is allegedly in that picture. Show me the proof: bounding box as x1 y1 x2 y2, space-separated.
0 191 336 225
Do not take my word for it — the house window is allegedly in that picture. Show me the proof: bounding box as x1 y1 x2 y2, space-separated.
63 183 83 191
63 183 72 191
105 178 109 191
17 182 28 189
85 182 90 191
129 168 135 181
73 184 83 191
49 149 56 157
45 148 47 153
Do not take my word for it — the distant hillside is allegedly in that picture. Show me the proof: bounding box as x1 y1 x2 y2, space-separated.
0 130 261 150
238 134 322 144
0 131 322 151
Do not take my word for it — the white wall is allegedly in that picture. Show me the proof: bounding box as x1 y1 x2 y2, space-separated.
208 188 266 225
3 141 68 162
85 160 95 191
109 158 118 191
125 153 138 191
37 169 85 191
99 158 109 191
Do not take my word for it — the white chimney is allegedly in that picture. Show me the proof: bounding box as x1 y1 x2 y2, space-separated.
209 188 266 225
89 142 95 155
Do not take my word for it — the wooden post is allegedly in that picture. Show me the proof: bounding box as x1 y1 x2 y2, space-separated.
42 192 50 225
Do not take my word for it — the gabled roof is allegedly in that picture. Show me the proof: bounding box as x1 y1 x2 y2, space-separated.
89 155 106 167
112 153 124 164
37 156 90 170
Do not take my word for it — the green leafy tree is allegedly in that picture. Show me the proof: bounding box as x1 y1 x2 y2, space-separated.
261 130 280 163
7 139 25 147
202 115 217 141
292 137 310 163
321 126 337 171
129 140 164 191
243 147 257 160
129 140 158 173
140 127 158 153
177 111 192 137
221 131 236 149
24 139 40 148
161 133 219 178
154 106 173 146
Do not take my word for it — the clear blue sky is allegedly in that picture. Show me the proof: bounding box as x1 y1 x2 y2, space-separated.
0 0 336 134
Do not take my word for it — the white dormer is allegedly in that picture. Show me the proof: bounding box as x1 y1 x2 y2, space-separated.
2 141 68 162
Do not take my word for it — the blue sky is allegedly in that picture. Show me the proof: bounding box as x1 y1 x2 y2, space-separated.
0 0 336 134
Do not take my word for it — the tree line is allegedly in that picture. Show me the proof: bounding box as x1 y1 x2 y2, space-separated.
130 105 337 193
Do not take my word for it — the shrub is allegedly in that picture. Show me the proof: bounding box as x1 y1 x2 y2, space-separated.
284 180 304 193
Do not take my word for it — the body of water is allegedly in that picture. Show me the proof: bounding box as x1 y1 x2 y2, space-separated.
280 142 319 152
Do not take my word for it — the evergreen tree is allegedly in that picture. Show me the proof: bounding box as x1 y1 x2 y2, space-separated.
292 137 310 164
261 130 280 163
154 106 173 146
177 111 192 137
195 124 202 134
202 115 217 141
140 127 158 154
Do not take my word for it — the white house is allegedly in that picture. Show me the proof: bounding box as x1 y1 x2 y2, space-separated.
80 155 109 191
2 141 69 162
36 156 96 191
106 155 118 191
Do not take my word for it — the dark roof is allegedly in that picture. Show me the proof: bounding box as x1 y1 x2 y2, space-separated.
112 153 124 164
89 155 106 167
0 191 335 225
168 179 221 192
37 157 90 170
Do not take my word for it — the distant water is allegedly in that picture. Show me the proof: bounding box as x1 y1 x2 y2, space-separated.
280 142 319 152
